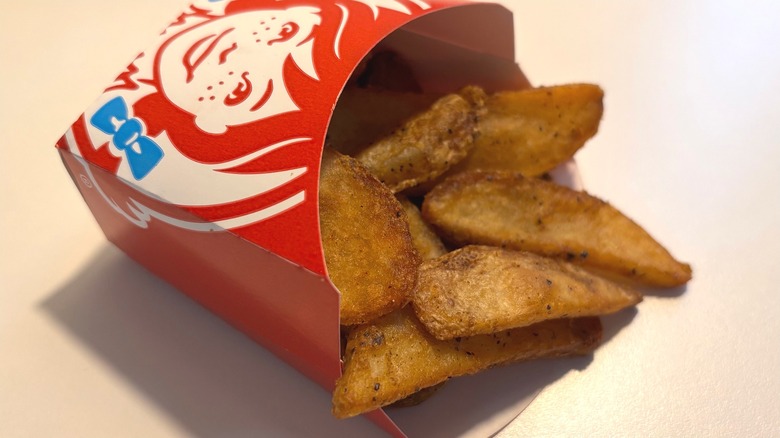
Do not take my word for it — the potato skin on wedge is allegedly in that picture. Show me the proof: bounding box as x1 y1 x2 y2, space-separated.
452 83 603 177
319 149 420 325
423 170 692 287
332 307 602 418
413 245 641 339
406 83 602 195
397 195 447 261
355 87 486 193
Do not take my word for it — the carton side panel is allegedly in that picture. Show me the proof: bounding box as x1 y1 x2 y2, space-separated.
59 149 341 390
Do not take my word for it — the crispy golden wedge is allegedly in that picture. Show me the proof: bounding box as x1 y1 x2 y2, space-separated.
413 245 641 339
332 307 602 418
423 171 692 287
355 87 486 193
397 195 447 261
453 83 603 177
320 148 420 325
404 84 602 196
327 88 438 156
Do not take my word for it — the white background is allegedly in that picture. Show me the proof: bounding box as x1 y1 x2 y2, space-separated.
2 0 780 436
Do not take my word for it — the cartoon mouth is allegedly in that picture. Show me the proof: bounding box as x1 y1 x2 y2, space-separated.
183 28 235 83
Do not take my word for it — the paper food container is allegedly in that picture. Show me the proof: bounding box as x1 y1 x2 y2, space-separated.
56 0 565 435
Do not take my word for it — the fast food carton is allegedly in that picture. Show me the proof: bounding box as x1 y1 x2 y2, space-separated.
56 0 536 435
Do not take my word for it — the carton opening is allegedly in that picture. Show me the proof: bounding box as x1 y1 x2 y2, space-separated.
320 5 588 435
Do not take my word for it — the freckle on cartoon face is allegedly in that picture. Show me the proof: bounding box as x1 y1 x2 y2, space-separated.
158 7 321 134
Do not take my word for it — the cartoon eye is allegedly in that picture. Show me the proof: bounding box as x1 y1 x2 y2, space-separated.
183 28 235 83
218 42 238 65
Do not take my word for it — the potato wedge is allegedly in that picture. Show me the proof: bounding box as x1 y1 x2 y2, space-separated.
405 84 603 196
397 195 447 261
423 170 692 287
319 148 420 325
355 86 486 192
413 245 641 339
452 83 603 177
332 307 602 418
327 88 438 156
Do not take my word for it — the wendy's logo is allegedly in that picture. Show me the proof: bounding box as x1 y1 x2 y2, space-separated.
157 6 321 134
70 0 433 238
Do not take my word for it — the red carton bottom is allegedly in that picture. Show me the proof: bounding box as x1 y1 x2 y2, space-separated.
60 151 342 390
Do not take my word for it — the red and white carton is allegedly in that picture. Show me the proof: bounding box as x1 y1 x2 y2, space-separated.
56 0 544 435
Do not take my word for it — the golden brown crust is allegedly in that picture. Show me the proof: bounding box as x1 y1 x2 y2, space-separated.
423 170 692 287
355 87 486 193
452 83 604 177
319 148 420 325
326 80 688 421
396 195 447 261
412 245 641 339
332 307 602 418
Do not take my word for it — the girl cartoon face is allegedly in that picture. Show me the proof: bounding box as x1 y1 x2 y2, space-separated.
157 6 321 134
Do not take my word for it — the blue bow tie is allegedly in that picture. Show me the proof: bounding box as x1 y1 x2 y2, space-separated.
90 97 163 180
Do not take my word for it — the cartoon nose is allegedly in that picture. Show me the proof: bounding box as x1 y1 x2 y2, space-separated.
224 72 253 106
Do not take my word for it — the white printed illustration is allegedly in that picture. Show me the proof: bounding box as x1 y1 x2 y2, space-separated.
158 6 322 134
73 0 433 232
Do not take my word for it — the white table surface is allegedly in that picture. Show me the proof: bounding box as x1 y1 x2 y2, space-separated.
3 1 779 436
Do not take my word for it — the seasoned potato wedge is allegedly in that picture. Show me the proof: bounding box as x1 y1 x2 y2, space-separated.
332 307 602 418
319 148 420 325
397 195 447 260
325 77 689 420
405 84 602 196
423 171 692 287
452 83 603 177
355 86 486 192
327 88 438 156
413 245 641 339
